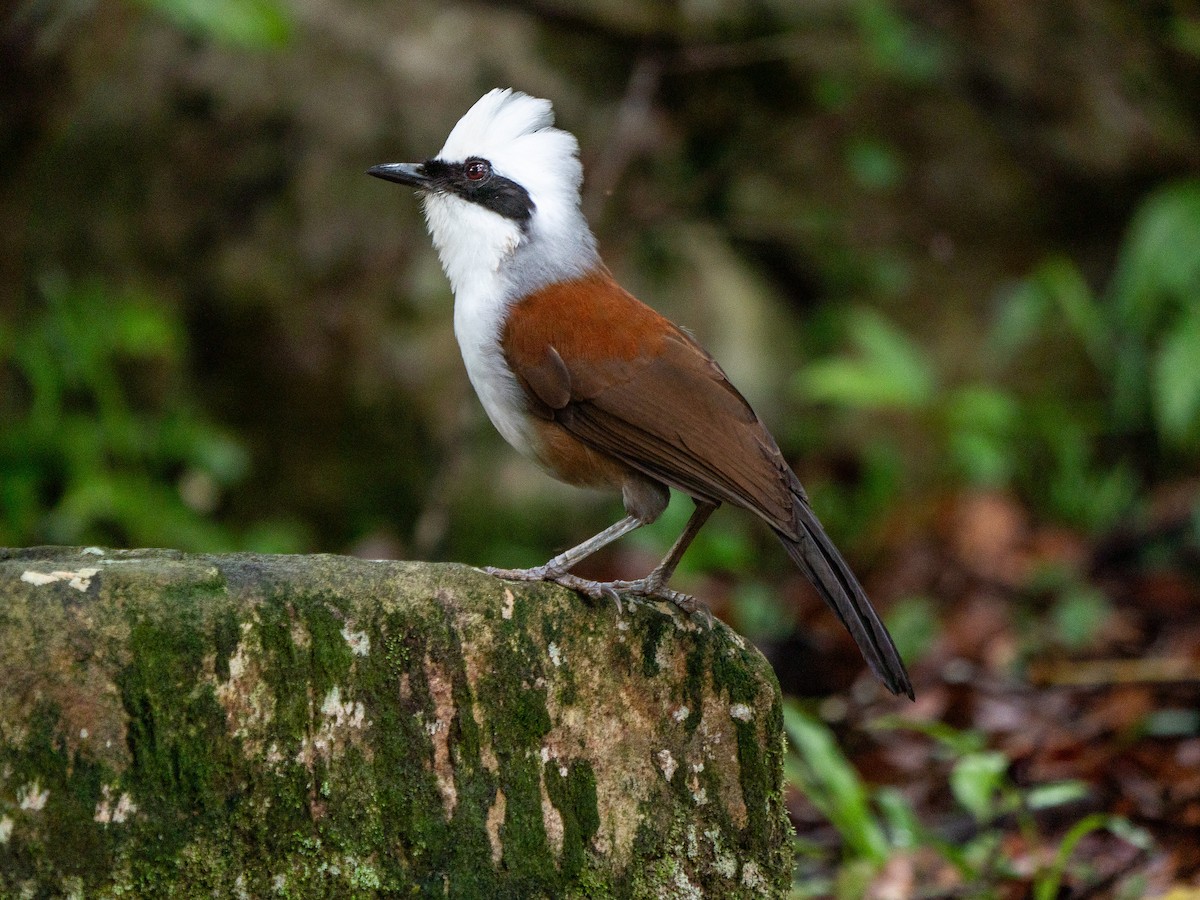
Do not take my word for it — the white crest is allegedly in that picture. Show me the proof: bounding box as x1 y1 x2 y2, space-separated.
420 89 599 301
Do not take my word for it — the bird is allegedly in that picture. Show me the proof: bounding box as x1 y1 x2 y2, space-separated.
368 88 913 699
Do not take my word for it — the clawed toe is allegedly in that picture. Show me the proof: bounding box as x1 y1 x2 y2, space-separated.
609 579 705 616
482 566 706 619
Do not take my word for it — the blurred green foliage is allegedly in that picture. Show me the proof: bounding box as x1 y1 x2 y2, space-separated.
786 704 1153 898
134 0 292 48
0 277 305 552
795 178 1200 531
3 0 1200 889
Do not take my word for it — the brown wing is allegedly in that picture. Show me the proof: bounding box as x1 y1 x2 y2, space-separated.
503 268 914 698
501 268 802 538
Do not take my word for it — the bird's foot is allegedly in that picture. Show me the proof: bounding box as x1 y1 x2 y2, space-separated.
607 578 700 614
484 566 623 610
482 567 707 618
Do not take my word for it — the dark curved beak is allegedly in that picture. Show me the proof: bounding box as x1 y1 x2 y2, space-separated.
366 162 429 187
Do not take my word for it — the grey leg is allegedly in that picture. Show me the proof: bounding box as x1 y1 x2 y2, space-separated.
609 501 719 611
484 514 645 588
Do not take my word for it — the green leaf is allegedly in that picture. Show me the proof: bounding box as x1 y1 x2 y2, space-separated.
990 278 1051 361
784 702 890 863
1140 708 1200 738
138 0 293 48
950 750 1008 821
1033 814 1153 900
943 384 1021 486
113 303 181 358
1172 14 1200 58
1110 178 1200 333
874 787 921 849
1025 780 1089 810
1003 257 1107 367
1154 309 1200 446
795 309 935 410
1039 257 1107 365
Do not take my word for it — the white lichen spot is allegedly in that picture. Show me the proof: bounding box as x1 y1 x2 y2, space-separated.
79 728 89 740
707 828 737 878
501 588 515 619
715 850 738 878
656 749 677 782
94 786 137 824
540 746 552 764
324 688 364 729
655 640 673 672
20 568 98 591
81 547 105 556
672 706 690 723
297 687 368 766
18 781 49 811
729 703 753 722
341 623 370 656
226 645 247 682
547 642 563 667
0 816 12 844
692 786 708 806
558 765 568 778
234 874 250 900
670 863 702 899
685 823 698 858
741 860 765 890
616 618 629 631
321 686 344 718
272 874 287 892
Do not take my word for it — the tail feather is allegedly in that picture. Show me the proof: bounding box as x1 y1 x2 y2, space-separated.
776 502 914 700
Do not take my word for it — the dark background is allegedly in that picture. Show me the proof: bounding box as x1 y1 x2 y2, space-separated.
3 0 1200 892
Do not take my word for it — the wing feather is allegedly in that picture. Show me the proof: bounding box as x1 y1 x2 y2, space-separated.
502 271 799 534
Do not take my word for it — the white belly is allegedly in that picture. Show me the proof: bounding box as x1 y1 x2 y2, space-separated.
453 291 539 460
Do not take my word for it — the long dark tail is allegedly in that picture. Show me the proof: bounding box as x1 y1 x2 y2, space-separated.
776 501 914 699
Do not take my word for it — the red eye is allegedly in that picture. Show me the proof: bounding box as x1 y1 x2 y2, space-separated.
464 159 490 181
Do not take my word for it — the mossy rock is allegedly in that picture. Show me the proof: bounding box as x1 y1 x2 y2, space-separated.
0 547 791 898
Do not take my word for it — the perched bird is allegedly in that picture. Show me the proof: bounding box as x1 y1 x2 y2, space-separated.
369 89 913 698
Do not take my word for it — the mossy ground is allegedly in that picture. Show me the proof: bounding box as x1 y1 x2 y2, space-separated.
0 548 790 897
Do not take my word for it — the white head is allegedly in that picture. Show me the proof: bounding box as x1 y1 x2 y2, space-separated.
369 89 599 301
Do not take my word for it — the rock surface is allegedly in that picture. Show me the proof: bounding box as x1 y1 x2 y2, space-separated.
0 547 790 898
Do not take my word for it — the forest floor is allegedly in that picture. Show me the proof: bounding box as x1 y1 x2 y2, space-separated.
769 486 1200 898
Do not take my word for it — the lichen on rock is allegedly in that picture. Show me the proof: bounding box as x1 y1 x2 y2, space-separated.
0 547 791 897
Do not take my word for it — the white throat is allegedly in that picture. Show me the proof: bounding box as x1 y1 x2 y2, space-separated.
422 190 598 460
413 88 602 461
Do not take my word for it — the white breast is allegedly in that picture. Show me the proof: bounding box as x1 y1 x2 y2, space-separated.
421 192 540 459
420 183 600 467
452 285 539 460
